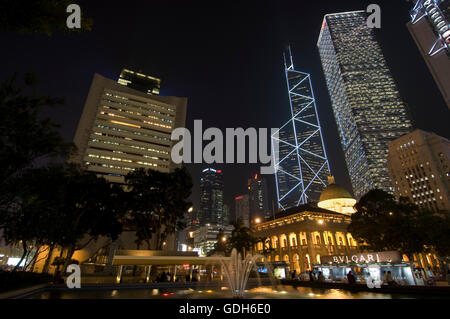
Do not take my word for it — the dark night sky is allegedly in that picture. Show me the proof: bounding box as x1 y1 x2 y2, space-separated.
1 0 449 213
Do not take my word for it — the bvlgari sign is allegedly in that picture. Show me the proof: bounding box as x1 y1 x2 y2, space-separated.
320 251 402 265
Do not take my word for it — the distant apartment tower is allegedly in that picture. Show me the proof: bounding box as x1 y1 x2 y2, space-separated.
72 72 187 184
223 204 231 226
235 194 250 227
272 49 330 210
118 68 161 95
193 225 234 257
387 129 450 212
317 11 413 199
248 173 270 222
199 168 224 226
408 0 450 110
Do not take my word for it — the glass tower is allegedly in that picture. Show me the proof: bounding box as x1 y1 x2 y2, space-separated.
317 11 413 199
272 49 330 210
199 168 224 226
248 173 270 222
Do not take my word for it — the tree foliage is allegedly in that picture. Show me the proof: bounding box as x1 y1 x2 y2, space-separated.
349 189 450 260
125 167 193 250
0 73 72 207
0 0 93 35
228 219 257 257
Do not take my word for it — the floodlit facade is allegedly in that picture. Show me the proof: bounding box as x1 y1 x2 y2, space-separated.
71 73 187 184
272 50 330 210
199 168 224 226
408 0 450 110
317 11 413 199
251 204 359 273
387 129 450 212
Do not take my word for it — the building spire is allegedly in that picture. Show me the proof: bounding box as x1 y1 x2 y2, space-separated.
327 175 335 185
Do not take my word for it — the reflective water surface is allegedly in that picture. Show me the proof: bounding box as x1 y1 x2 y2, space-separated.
25 285 434 299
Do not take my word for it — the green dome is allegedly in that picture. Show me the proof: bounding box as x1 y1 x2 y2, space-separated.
319 175 353 202
319 184 353 202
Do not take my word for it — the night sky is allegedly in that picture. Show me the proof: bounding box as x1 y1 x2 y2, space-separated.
2 0 449 213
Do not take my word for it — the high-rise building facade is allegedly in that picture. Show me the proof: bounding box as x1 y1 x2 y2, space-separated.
199 168 224 226
235 194 250 227
387 129 450 212
118 68 161 95
248 173 270 222
71 73 187 184
408 0 450 110
317 11 413 199
272 50 330 210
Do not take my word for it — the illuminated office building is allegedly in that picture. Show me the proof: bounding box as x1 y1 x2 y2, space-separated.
408 0 450 110
272 50 330 210
317 11 413 199
199 168 224 226
235 194 250 227
72 72 187 184
118 68 161 95
248 173 270 223
387 129 450 212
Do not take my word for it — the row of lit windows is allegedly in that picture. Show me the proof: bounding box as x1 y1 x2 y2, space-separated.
104 92 175 113
87 153 164 168
96 123 171 142
90 137 169 155
100 106 173 128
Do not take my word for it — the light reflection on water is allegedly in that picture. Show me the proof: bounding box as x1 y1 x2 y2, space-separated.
26 285 420 299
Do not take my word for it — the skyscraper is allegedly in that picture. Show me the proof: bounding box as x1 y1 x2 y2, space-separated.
272 49 330 210
387 129 450 212
118 68 161 95
248 173 270 222
407 0 450 110
317 11 413 199
235 194 250 227
199 168 224 226
72 72 187 184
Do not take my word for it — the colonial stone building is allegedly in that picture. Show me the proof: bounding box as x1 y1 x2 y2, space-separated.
251 177 359 273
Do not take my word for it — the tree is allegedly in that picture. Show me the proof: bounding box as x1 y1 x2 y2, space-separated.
349 189 449 262
55 164 126 266
0 0 93 35
125 167 193 250
0 164 127 271
228 219 257 257
255 236 275 258
0 73 72 208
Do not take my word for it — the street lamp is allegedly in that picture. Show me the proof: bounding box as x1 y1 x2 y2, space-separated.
222 236 227 242
255 218 261 224
318 219 324 225
188 206 194 213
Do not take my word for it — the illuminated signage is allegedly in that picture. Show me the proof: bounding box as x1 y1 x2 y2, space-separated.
320 251 402 265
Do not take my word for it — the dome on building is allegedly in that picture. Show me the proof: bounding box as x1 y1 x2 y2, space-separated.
319 176 353 202
317 176 356 215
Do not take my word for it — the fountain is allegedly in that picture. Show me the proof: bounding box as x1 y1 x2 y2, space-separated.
220 248 261 298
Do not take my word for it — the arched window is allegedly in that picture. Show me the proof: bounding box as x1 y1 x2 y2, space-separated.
316 254 321 264
315 235 321 244
305 254 311 270
275 255 280 261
